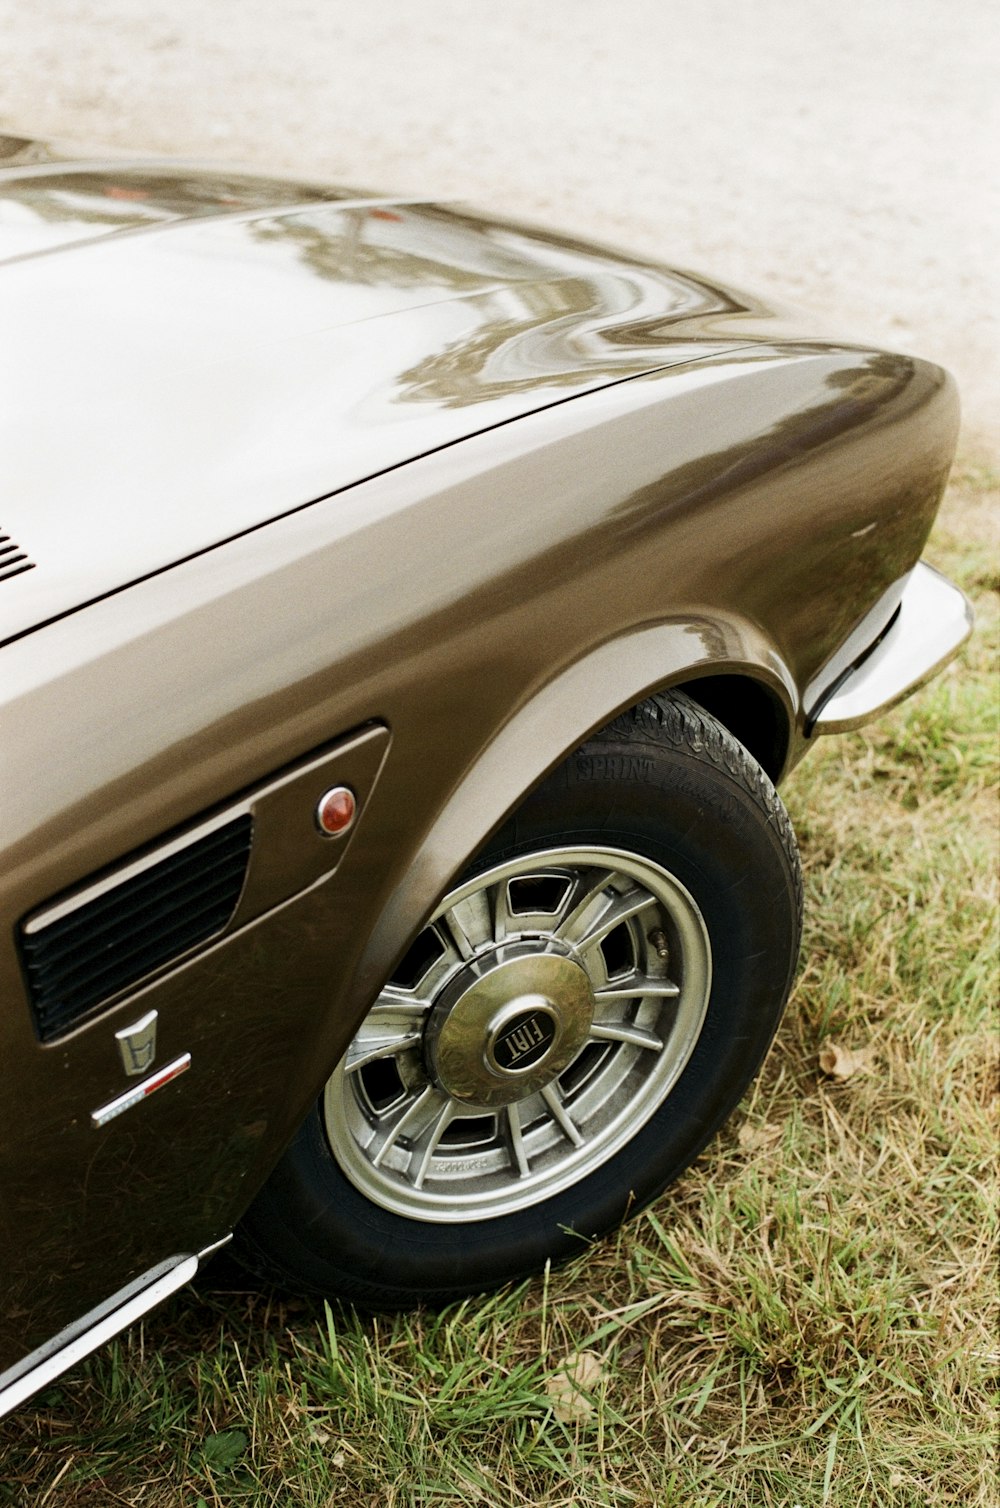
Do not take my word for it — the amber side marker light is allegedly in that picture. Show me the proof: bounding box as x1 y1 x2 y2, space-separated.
315 785 357 837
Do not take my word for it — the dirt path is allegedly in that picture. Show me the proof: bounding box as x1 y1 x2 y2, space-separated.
2 0 996 453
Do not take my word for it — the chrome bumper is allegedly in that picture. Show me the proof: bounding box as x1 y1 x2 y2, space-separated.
811 562 973 735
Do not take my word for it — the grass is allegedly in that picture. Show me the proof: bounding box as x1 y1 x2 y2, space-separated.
1 461 996 1508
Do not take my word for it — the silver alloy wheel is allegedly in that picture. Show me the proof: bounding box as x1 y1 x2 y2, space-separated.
323 846 712 1222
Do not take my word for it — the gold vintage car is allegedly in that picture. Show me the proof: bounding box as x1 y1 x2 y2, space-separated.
0 136 971 1414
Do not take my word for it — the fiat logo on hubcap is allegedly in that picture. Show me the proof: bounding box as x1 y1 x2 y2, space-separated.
488 1002 558 1074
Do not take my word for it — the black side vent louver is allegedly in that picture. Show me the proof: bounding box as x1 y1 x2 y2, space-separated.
0 526 36 584
21 815 253 1042
0 527 36 579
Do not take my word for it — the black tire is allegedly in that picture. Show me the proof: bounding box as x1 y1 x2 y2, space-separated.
235 691 802 1307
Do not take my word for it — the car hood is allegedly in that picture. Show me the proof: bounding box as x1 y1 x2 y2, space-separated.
0 143 824 644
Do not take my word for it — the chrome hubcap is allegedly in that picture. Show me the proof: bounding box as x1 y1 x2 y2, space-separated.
425 941 595 1108
324 846 712 1222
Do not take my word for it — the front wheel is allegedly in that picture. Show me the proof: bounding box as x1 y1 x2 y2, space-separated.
236 692 802 1307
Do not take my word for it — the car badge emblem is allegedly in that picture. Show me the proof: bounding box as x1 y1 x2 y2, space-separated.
493 1009 556 1072
115 1010 158 1077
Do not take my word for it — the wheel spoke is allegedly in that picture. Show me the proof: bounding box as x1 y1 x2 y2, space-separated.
491 879 512 943
411 1099 458 1188
554 869 617 944
505 1101 530 1177
377 983 433 1008
594 972 679 1002
572 887 658 954
345 994 428 1075
404 942 460 1001
345 1027 423 1075
589 1021 664 1051
440 904 477 960
371 1084 442 1168
540 1083 584 1147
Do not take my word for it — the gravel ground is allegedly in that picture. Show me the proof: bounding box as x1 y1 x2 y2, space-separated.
1 0 997 454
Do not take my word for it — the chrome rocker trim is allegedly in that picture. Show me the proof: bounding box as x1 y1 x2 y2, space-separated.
0 1237 228 1418
811 562 973 735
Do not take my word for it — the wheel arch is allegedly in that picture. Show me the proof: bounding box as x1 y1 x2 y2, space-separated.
350 616 798 1015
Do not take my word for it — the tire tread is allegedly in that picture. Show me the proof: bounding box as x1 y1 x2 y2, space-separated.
606 691 803 926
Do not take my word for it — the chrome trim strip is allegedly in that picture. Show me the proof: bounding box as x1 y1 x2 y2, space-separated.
91 1054 192 1127
811 562 973 734
22 808 251 934
0 1255 198 1418
196 1232 234 1262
